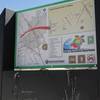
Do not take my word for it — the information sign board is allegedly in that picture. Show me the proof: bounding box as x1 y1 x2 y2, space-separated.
15 0 97 70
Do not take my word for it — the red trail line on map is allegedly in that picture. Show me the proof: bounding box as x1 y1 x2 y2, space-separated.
20 26 50 38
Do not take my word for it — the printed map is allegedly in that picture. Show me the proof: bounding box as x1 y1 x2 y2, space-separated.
16 8 48 66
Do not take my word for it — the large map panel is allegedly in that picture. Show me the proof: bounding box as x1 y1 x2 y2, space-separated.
16 8 48 66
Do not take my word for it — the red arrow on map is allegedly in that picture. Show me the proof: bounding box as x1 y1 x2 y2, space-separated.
20 26 50 38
